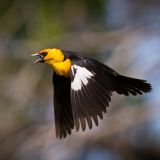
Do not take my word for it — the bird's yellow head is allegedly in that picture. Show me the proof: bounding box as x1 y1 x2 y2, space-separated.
31 48 64 64
31 48 71 77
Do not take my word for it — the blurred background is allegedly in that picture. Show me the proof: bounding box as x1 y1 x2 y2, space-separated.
0 0 160 160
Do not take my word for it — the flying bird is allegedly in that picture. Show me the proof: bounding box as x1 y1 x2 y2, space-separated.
31 48 152 138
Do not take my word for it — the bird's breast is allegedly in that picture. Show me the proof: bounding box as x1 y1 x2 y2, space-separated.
53 59 71 77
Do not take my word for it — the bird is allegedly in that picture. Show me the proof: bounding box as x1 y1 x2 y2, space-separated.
31 48 152 139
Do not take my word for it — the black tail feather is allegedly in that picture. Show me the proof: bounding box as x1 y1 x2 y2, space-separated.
115 75 152 96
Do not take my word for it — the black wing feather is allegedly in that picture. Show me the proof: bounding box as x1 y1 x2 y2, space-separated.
69 56 113 132
53 73 74 138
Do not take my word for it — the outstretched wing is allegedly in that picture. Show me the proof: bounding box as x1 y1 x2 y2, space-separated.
69 54 117 131
53 51 152 138
67 53 152 132
53 73 74 138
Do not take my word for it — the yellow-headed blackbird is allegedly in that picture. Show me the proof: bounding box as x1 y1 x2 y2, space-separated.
31 48 152 139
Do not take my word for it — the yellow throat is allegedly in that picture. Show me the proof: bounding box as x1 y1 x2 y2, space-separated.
43 48 71 77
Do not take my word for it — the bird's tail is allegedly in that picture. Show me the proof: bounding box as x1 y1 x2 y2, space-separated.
114 75 152 96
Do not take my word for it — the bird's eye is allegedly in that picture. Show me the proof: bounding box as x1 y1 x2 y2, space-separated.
41 52 48 57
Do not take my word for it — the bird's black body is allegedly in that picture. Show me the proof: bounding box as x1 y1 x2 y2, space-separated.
52 51 152 138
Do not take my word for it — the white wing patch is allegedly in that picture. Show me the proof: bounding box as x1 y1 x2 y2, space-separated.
71 65 95 91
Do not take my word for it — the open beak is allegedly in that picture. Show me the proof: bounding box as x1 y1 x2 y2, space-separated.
31 53 44 64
